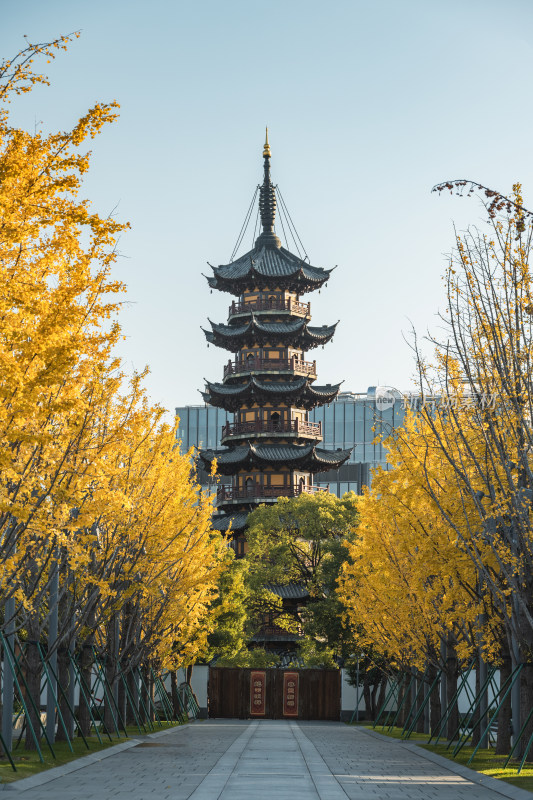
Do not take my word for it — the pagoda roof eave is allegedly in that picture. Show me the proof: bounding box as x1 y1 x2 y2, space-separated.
203 318 338 352
211 511 249 533
206 244 333 296
198 443 353 475
202 377 342 411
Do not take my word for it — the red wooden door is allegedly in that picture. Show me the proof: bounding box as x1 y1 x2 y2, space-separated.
208 667 340 720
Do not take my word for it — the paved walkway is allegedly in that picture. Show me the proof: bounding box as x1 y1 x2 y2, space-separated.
5 720 531 799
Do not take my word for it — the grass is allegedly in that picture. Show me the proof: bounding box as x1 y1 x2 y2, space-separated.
362 723 533 793
0 721 183 784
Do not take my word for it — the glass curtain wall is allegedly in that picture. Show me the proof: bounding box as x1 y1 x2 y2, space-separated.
176 390 412 498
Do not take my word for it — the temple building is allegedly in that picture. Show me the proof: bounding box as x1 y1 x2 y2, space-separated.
198 133 351 556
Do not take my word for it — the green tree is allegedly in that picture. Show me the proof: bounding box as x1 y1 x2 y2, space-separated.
245 491 359 666
207 557 250 662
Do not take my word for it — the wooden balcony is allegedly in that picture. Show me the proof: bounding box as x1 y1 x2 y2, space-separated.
221 419 322 440
229 298 310 317
223 357 317 380
217 483 329 503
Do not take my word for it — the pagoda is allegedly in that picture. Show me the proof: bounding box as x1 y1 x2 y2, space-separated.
199 133 351 556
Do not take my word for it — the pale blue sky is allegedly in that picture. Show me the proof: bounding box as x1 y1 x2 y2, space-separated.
4 0 533 412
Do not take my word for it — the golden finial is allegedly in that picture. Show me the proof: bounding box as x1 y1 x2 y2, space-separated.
263 127 271 158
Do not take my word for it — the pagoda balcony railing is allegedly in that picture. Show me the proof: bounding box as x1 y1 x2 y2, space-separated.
223 357 317 380
217 483 329 503
229 298 310 317
221 419 322 439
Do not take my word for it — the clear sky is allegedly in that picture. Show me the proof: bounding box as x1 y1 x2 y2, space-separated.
4 0 533 412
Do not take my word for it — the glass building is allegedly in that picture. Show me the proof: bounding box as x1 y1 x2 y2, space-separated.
176 387 412 497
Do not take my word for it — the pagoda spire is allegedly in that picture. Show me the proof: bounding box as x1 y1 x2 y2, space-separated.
257 127 281 248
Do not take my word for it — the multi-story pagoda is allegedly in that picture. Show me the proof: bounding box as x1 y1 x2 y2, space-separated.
199 133 351 556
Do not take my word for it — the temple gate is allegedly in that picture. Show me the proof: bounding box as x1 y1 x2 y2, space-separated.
207 667 341 721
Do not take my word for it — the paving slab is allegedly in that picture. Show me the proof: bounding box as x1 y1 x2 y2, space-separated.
3 718 532 799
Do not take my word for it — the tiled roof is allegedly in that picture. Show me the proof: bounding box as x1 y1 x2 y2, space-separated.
211 511 248 532
202 377 342 411
204 317 338 351
265 582 310 600
207 244 332 295
198 443 352 474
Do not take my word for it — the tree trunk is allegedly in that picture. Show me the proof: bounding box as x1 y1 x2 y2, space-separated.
416 672 426 734
496 649 512 755
520 661 533 761
140 666 153 723
104 615 119 734
429 664 441 735
376 673 387 722
363 679 372 721
396 673 408 727
117 668 126 728
471 659 481 748
186 664 193 686
515 604 533 761
55 646 72 741
24 623 42 750
407 671 417 731
78 642 94 738
170 671 180 719
445 640 459 741
126 668 139 725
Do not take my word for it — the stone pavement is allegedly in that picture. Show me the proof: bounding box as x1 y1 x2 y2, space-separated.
4 719 532 799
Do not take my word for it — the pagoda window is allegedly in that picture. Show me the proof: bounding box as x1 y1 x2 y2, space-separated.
270 411 281 431
298 476 305 493
245 477 254 495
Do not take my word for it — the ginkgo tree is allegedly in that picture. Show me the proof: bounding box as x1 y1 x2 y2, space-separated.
0 34 228 749
341 183 533 754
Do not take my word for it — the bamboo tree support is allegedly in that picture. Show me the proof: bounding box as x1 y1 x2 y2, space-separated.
517 718 533 774
68 652 105 744
45 653 90 750
452 666 497 756
151 672 171 722
429 662 475 745
163 670 188 722
401 667 429 737
133 668 155 732
37 643 73 753
372 672 400 728
46 558 59 743
67 639 76 739
1 597 16 753
137 667 163 726
0 727 17 772
467 664 522 766
92 650 127 737
159 675 179 721
387 672 416 732
118 667 146 734
180 682 200 719
403 669 443 739
504 704 533 769
8 636 58 758
150 668 173 722
0 633 45 762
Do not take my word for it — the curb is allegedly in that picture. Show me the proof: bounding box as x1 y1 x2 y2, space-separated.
357 726 533 800
0 722 189 793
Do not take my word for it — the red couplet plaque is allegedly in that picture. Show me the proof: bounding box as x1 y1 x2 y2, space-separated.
250 670 266 716
283 671 299 717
